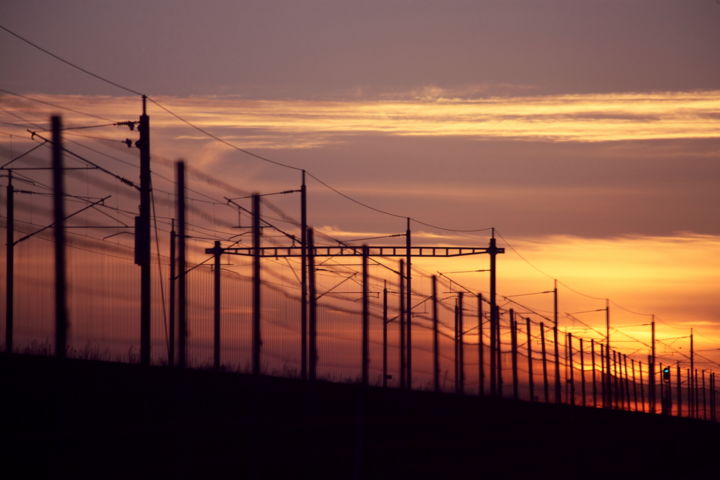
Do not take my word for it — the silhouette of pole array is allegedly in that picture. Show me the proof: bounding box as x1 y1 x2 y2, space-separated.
3 113 719 425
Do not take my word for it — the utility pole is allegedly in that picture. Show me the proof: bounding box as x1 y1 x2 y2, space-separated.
168 222 176 366
405 218 412 389
176 162 187 368
497 307 503 397
308 228 317 381
399 259 405 389
5 170 13 353
361 245 369 385
568 333 575 405
690 329 694 418
650 316 656 413
553 279 561 400
213 240 221 370
553 279 558 327
526 317 534 402
138 96 152 366
591 339 597 408
580 338 586 407
52 116 68 359
457 292 464 395
383 280 388 389
489 229 499 396
300 170 308 380
541 322 549 403
676 362 682 417
432 276 439 393
453 302 458 392
605 299 611 408
510 310 518 400
252 193 261 375
478 294 484 396
553 325 561 404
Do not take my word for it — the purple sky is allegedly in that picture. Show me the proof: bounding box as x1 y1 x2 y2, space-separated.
2 0 720 98
1 1 719 350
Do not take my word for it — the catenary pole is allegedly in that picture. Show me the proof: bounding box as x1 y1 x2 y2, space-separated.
138 96 152 366
52 116 68 359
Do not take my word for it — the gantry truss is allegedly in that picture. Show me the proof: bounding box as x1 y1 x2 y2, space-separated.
206 245 504 257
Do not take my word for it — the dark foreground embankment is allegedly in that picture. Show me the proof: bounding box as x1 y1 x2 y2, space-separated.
1 354 717 479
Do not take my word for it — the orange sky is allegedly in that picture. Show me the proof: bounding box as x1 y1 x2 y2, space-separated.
1 1 719 371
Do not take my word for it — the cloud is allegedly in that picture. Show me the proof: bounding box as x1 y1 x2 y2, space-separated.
2 90 719 151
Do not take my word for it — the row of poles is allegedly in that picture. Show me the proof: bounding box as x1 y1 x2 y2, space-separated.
2 110 717 423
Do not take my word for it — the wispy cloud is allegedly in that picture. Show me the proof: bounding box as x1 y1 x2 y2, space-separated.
2 90 718 148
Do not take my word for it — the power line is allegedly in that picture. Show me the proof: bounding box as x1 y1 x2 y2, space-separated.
2 23 713 354
1 24 494 233
147 97 303 172
0 24 144 97
0 87 116 122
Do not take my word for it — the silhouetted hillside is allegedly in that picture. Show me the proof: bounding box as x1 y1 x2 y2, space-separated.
1 354 716 479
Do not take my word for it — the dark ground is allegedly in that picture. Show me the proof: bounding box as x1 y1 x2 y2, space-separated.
1 354 717 479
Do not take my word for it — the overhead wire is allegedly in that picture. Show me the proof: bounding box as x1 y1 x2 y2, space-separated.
3 23 718 380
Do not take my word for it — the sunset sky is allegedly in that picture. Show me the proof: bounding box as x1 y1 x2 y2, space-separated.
1 0 719 369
